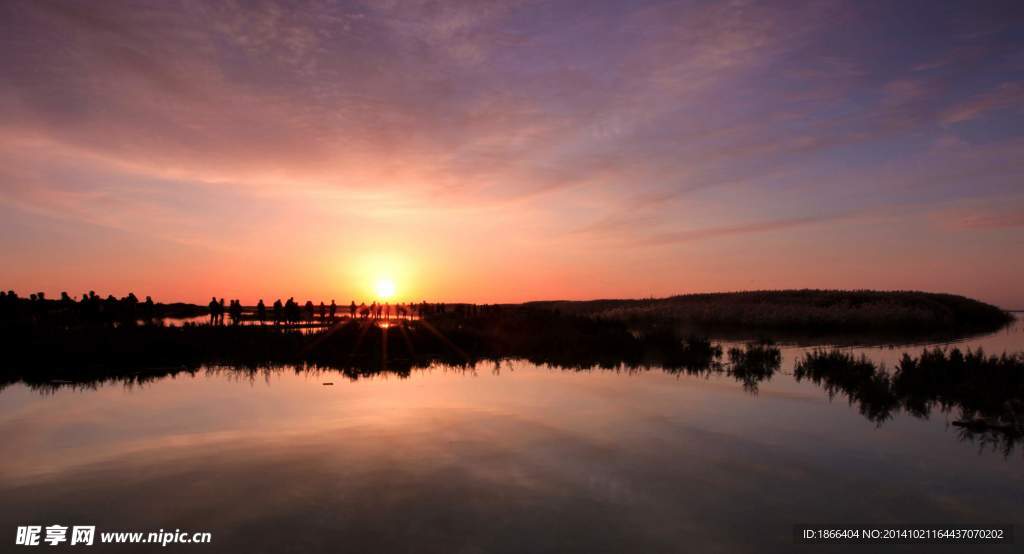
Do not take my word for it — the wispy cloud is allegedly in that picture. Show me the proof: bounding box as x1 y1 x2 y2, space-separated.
0 0 1022 304
940 82 1024 124
932 201 1024 230
601 213 851 248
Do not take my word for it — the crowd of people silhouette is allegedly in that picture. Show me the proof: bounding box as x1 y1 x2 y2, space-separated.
0 288 494 330
203 296 449 326
1 289 158 326
206 298 246 325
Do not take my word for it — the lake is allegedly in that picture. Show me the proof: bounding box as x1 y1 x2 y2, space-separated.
1 317 1021 552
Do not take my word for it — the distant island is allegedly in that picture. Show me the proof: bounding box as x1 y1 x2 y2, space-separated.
528 289 1011 339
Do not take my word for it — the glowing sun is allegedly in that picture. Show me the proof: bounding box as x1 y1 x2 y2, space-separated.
375 278 396 300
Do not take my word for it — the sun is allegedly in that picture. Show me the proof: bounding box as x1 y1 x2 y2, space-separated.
375 278 396 300
347 253 416 301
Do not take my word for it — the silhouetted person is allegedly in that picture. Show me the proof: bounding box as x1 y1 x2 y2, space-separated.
349 301 357 318
257 299 266 325
7 290 21 321
218 298 226 325
319 301 326 322
80 291 97 323
329 300 337 322
103 295 117 323
229 299 242 325
273 299 283 326
124 293 139 325
143 295 155 323
304 300 314 323
285 298 299 324
87 291 99 323
29 292 45 322
209 297 219 325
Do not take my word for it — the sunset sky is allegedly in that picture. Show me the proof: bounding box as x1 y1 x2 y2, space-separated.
1 0 1022 307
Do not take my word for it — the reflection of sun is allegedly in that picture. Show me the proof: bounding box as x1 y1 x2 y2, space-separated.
375 278 396 300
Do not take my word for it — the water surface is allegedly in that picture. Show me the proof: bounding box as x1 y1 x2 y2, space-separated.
1 319 1021 552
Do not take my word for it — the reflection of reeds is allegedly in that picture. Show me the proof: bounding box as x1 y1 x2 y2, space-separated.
795 347 1024 455
794 349 898 423
727 341 782 392
952 402 1024 458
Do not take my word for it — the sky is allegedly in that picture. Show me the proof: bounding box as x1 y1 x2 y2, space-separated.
1 0 1023 307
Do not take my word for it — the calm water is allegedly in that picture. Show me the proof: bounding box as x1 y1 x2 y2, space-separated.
1 318 1022 552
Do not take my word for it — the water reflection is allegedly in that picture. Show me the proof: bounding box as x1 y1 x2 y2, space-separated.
1 317 1022 552
725 342 782 393
793 348 1024 456
5 336 1023 456
1 360 1022 553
